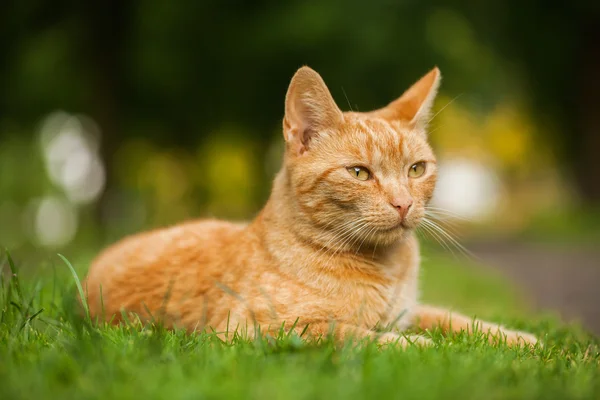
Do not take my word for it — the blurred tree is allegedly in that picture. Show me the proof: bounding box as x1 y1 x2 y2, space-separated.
459 0 600 201
0 0 598 210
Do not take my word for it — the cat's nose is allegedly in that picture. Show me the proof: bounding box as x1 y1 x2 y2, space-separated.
391 198 413 220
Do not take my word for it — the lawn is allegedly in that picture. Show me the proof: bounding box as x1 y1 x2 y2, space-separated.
0 248 598 400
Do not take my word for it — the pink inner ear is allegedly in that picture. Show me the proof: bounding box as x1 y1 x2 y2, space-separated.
283 116 310 156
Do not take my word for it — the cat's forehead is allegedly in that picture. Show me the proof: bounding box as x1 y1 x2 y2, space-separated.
337 113 432 167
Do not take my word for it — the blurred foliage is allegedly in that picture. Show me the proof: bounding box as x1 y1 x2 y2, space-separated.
0 0 599 251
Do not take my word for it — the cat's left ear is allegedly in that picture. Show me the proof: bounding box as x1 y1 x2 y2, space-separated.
376 67 441 130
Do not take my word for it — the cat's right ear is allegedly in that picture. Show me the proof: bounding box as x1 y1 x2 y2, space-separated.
374 67 441 131
283 67 344 155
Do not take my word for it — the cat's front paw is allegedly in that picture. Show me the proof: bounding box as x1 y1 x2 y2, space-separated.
376 332 401 346
402 334 433 347
498 329 539 347
377 332 433 348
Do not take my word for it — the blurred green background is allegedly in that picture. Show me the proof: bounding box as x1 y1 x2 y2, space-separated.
2 0 600 253
1 0 599 331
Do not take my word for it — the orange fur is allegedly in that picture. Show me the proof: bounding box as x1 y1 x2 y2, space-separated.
83 67 537 347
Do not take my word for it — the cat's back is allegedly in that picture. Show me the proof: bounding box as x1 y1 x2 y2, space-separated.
89 219 247 274
84 219 248 321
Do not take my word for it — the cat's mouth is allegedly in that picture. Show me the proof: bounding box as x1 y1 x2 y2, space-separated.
379 216 421 233
378 220 407 233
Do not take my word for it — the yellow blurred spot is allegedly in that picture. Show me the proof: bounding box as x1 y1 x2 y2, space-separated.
198 130 257 218
430 95 485 159
486 106 532 168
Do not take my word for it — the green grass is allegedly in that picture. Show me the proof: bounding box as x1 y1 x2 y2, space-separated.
0 249 598 400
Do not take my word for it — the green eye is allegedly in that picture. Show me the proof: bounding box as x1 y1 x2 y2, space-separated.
408 162 426 178
347 166 370 181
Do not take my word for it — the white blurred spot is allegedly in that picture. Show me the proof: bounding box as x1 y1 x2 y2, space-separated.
39 111 105 205
431 158 500 221
33 196 78 248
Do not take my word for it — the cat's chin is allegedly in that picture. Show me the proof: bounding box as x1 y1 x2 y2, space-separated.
368 224 413 246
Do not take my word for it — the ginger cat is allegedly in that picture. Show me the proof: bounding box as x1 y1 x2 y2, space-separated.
84 67 537 347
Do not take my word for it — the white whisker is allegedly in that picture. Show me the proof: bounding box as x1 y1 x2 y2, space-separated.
355 225 378 256
421 217 475 259
419 220 454 254
427 93 463 124
425 206 471 222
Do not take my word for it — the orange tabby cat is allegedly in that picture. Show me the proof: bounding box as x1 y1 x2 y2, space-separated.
83 66 537 347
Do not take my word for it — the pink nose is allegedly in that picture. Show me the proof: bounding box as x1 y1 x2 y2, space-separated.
391 198 413 220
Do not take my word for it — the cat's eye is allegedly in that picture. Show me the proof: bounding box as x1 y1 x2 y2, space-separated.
408 162 426 178
347 166 370 181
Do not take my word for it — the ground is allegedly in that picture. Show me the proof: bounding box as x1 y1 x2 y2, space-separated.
0 249 598 400
470 240 600 336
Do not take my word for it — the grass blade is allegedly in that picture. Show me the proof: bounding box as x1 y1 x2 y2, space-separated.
6 250 23 303
19 308 44 332
58 254 91 323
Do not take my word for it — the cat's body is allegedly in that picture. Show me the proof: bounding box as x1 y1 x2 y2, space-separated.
85 206 419 339
84 67 537 346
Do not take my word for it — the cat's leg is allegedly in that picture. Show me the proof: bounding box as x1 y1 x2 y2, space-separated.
414 304 538 346
302 321 432 347
212 314 432 347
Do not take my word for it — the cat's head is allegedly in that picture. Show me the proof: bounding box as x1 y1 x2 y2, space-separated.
282 66 440 248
